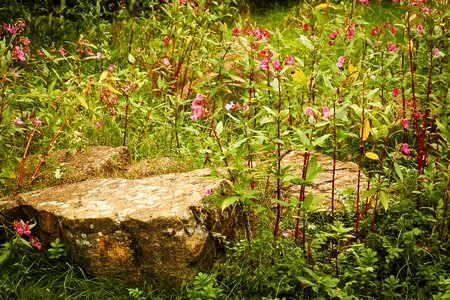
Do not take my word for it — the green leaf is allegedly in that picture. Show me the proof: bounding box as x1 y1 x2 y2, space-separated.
305 156 322 183
299 35 314 51
216 121 223 135
220 196 239 211
313 134 331 147
128 53 136 64
379 191 389 211
394 162 403 181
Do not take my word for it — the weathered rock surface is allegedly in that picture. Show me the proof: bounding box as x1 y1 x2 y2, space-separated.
14 169 232 288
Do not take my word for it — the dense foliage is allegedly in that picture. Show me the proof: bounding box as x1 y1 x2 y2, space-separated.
1 0 449 298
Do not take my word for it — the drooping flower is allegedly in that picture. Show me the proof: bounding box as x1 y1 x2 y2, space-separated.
204 189 212 196
402 118 409 129
37 50 46 56
400 143 410 155
94 52 102 59
12 46 26 61
23 222 31 236
392 87 399 97
4 24 16 34
329 30 338 40
163 58 171 66
95 120 102 129
164 36 170 44
282 230 290 238
358 0 369 4
416 24 423 34
259 57 269 70
15 117 24 125
33 118 42 125
191 93 206 121
414 111 423 119
59 48 67 56
304 107 314 117
29 237 42 250
19 36 30 45
285 55 294 66
422 7 431 13
387 43 398 53
272 59 281 71
371 25 380 36
14 220 24 235
433 48 440 57
303 23 309 31
322 106 331 118
347 24 355 39
336 56 345 68
233 27 240 37
225 101 237 111
109 64 115 72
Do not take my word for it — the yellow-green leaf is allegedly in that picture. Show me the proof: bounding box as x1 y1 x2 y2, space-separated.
360 119 371 141
365 152 379 160
292 69 307 86
348 63 358 75
379 191 389 211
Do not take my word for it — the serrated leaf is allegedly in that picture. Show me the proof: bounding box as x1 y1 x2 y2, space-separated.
394 162 403 181
292 69 307 86
379 191 389 211
365 152 379 160
360 119 371 141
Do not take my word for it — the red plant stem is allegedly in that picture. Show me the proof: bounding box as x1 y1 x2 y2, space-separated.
123 95 129 146
30 121 66 183
401 53 407 142
372 133 390 232
18 123 39 190
295 151 310 239
128 0 139 54
331 89 339 225
273 74 283 240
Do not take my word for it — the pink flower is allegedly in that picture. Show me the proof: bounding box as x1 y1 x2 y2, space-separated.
163 58 171 66
79 40 90 47
285 55 294 66
59 48 67 56
94 52 102 59
358 0 369 4
272 59 281 71
304 106 314 117
336 56 345 68
225 101 237 111
89 77 94 84
347 153 353 160
392 87 399 97
303 23 309 31
282 230 290 238
243 104 250 112
422 7 431 13
180 0 186 4
164 36 170 44
37 50 46 56
433 48 440 57
387 43 398 53
402 118 409 129
400 143 410 155
33 118 42 125
233 27 240 37
371 25 380 36
348 24 355 39
204 189 212 196
15 117 24 125
12 46 26 61
14 220 24 235
416 24 423 34
329 30 338 40
29 237 42 250
19 36 30 45
109 64 115 72
322 106 331 118
95 120 102 129
259 57 269 70
4 24 16 34
191 94 206 121
414 111 422 119
24 223 31 236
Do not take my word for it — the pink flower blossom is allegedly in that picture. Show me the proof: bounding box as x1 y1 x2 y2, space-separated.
272 59 281 71
414 111 422 119
164 36 170 44
94 52 102 59
371 25 380 36
37 50 46 56
191 94 206 121
347 153 353 159
400 143 410 155
15 117 24 125
24 223 31 236
59 48 67 56
402 118 409 129
4 24 16 34
95 120 102 129
304 107 314 117
19 36 30 45
285 55 294 66
282 230 290 238
163 58 171 66
259 57 269 70
303 23 309 31
329 30 338 40
233 27 240 37
225 101 237 111
433 48 440 57
204 189 212 196
322 106 331 118
422 7 431 13
33 118 42 125
392 87 399 97
89 77 94 84
109 64 115 72
358 0 369 4
387 43 398 53
416 24 423 34
12 46 26 61
180 0 187 4
29 237 42 250
347 24 355 39
336 56 345 68
14 220 24 235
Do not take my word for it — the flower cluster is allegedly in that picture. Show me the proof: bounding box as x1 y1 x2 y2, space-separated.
3 20 30 62
13 220 42 250
191 93 206 121
75 39 103 59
